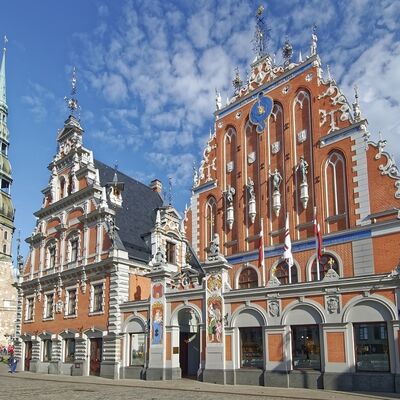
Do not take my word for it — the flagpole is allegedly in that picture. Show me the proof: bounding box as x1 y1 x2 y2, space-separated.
314 206 320 281
261 218 265 286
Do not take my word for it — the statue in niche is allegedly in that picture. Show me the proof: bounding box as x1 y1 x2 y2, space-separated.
154 246 166 264
247 177 255 200
297 156 309 183
225 186 235 206
271 169 283 191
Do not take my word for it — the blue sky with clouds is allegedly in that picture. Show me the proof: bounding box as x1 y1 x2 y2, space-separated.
1 0 400 260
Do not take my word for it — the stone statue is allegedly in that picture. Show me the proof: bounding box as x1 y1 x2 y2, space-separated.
154 246 166 264
215 89 222 110
247 177 255 200
297 156 309 183
225 186 235 206
271 169 283 191
208 233 220 260
310 25 318 56
327 296 339 314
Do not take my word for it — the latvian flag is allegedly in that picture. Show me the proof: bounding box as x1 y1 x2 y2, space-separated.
258 218 264 270
314 207 322 262
283 213 293 268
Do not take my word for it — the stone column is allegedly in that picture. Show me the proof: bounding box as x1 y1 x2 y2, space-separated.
71 335 88 376
95 222 102 262
145 259 172 380
202 234 231 384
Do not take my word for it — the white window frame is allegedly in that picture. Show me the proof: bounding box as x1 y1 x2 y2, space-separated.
89 279 105 315
25 296 35 322
66 231 80 264
46 241 57 271
43 290 55 320
64 285 78 318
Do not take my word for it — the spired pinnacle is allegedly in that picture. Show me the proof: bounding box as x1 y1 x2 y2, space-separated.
64 66 80 117
252 5 270 60
232 67 243 95
282 36 293 67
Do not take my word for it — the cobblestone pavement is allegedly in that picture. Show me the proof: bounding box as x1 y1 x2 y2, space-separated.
0 365 396 400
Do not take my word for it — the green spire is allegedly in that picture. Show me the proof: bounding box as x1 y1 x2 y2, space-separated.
0 36 7 109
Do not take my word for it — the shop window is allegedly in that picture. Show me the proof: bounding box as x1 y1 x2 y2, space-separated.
354 322 389 372
129 333 146 366
43 339 52 362
292 325 321 370
64 338 75 363
66 288 77 316
239 327 263 369
311 254 339 281
166 241 176 264
238 267 258 289
44 293 54 319
275 261 298 285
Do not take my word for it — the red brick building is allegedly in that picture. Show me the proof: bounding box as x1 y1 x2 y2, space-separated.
14 10 400 394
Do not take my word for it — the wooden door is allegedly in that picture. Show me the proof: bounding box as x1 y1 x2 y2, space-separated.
179 332 189 377
24 341 32 371
89 338 102 376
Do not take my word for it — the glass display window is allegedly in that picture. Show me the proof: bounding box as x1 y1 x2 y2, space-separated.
291 325 321 370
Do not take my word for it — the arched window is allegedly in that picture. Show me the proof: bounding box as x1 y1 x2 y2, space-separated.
325 151 348 230
274 261 298 285
238 267 258 289
311 254 339 281
205 197 217 248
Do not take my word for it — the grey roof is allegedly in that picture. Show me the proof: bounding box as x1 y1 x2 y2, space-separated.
94 160 163 262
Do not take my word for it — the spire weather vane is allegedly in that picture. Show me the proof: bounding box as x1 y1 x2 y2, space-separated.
64 66 80 117
252 5 270 59
3 35 8 52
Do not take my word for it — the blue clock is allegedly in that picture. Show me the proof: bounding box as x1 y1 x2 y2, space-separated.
249 92 273 133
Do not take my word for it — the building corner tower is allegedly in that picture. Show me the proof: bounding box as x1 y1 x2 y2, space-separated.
0 36 17 348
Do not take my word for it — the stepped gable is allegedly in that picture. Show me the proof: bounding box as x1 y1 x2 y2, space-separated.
95 159 163 261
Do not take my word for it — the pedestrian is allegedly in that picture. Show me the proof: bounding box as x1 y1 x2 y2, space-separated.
8 354 17 373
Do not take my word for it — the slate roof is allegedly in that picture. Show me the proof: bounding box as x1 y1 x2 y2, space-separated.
94 160 163 262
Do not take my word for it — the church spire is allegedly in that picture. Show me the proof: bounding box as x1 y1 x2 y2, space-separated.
0 36 8 110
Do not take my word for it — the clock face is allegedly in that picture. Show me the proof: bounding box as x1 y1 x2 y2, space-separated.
249 93 273 133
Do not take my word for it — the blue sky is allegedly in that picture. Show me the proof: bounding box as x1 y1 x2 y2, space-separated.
1 0 400 261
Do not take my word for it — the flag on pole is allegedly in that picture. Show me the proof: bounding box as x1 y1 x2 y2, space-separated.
258 219 264 268
258 218 265 285
313 207 322 261
314 206 323 280
283 213 293 269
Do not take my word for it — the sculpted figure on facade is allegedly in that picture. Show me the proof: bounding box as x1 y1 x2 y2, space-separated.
297 156 309 183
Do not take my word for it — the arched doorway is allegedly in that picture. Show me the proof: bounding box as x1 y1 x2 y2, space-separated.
177 308 200 378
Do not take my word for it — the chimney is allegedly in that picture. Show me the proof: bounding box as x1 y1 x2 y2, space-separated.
150 179 162 193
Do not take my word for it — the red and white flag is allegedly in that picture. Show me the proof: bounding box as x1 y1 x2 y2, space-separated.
283 213 293 268
313 207 322 262
258 219 264 269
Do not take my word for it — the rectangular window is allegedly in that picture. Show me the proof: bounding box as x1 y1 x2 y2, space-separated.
292 325 321 370
92 283 103 312
49 246 56 269
26 297 34 321
45 293 54 319
354 322 389 372
166 242 176 264
67 289 77 316
239 327 263 369
70 239 78 262
43 339 52 362
64 338 75 363
359 325 369 340
130 333 146 366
